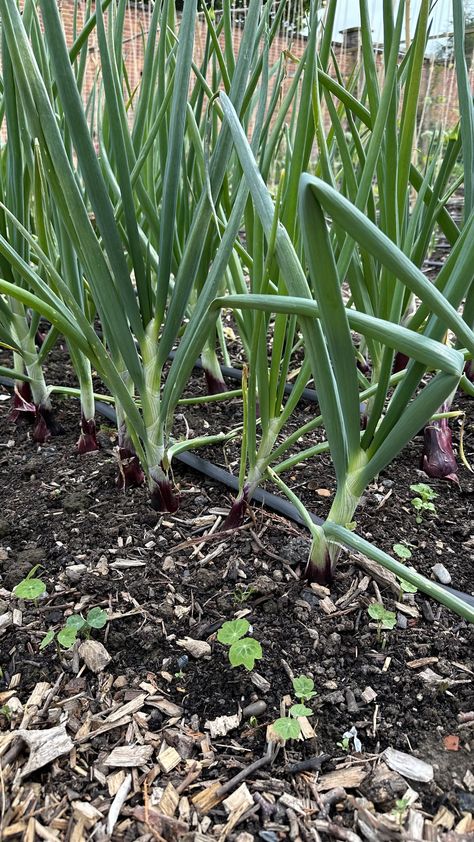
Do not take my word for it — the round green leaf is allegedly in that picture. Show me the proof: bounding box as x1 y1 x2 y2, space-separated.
381 611 397 630
368 603 385 620
289 704 313 718
39 629 55 650
86 607 108 629
66 614 86 631
228 637 262 670
217 619 250 646
393 543 412 560
13 578 46 600
292 675 316 700
273 717 301 740
398 578 417 594
57 627 78 648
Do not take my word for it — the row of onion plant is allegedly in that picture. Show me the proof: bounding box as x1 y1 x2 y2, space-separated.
0 0 315 508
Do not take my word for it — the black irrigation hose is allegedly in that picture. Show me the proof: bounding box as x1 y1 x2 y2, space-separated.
167 350 320 404
2 375 473 609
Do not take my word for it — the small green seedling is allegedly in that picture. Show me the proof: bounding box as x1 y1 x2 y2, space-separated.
273 675 316 740
367 603 396 642
392 797 410 825
397 576 418 601
337 725 362 753
292 674 317 701
233 585 255 605
217 619 262 671
40 607 108 651
13 566 46 603
410 483 438 523
392 543 412 560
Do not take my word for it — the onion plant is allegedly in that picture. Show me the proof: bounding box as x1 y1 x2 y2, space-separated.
313 0 471 481
0 0 298 509
219 88 474 587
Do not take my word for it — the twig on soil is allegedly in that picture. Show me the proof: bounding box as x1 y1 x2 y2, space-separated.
170 522 251 552
216 742 277 797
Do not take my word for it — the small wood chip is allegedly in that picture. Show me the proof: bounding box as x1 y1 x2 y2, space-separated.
147 696 183 717
71 802 103 827
158 746 181 773
107 770 126 797
318 766 368 790
319 596 337 614
103 745 153 767
433 805 456 829
251 672 271 693
407 657 439 669
18 725 74 778
159 782 180 817
361 686 377 704
223 783 253 815
192 781 225 814
78 640 111 673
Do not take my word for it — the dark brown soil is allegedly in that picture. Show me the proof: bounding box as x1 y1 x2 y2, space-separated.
0 359 473 840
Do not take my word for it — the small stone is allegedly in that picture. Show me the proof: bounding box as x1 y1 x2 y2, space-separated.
177 637 211 659
95 556 109 576
323 690 344 705
345 689 359 713
457 791 474 813
360 762 408 807
396 612 408 629
163 556 175 572
79 640 112 673
242 700 267 719
65 564 87 583
251 673 271 693
431 563 452 585
252 575 278 595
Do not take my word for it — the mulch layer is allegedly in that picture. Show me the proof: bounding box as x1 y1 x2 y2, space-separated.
0 360 473 842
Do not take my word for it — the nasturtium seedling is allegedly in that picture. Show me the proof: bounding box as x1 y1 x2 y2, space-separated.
229 638 262 671
86 607 108 629
217 619 250 645
398 577 417 595
392 543 412 560
57 627 78 648
292 675 317 701
40 606 109 652
410 483 438 523
368 603 396 641
289 703 313 718
66 614 86 631
218 619 262 671
13 565 46 601
273 717 301 740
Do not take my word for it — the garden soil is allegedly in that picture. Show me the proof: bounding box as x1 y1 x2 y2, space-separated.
0 362 473 841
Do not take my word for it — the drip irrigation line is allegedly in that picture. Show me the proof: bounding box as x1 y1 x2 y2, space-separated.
167 350 319 404
94 400 323 528
1 375 473 610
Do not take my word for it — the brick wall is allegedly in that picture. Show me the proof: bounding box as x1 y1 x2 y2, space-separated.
5 2 471 143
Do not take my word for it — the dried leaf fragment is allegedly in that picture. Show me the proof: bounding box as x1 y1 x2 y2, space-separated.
384 747 434 782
